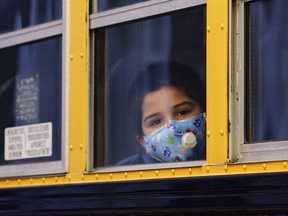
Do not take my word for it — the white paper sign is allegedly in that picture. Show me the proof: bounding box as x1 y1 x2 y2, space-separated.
4 122 52 160
15 74 39 124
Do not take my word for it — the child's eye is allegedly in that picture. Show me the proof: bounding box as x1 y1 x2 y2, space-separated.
177 109 191 116
150 119 162 127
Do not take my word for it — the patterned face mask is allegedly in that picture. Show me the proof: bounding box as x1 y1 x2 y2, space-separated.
143 113 206 162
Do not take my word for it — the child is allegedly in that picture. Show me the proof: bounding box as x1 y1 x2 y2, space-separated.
116 62 206 165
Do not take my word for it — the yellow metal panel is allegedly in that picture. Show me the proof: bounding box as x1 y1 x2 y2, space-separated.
69 0 88 173
206 0 229 164
1 160 288 187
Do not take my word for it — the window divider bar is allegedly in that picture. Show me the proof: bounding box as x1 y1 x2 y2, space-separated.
0 20 62 49
90 0 206 29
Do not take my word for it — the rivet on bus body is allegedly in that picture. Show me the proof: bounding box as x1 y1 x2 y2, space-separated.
206 166 210 173
80 53 84 58
263 163 267 170
95 174 98 180
139 171 143 177
207 26 211 32
110 173 113 179
54 177 58 182
42 178 45 183
243 164 247 171
220 23 224 29
6 180 9 185
30 178 33 184
207 131 211 137
188 168 192 175
70 145 73 151
283 161 287 168
81 174 85 181
80 144 83 150
224 165 228 172
17 179 21 184
171 169 175 175
155 170 159 176
68 174 71 181
70 55 74 61
125 172 128 178
220 129 224 136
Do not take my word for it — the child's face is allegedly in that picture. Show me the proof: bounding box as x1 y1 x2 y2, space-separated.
141 86 202 136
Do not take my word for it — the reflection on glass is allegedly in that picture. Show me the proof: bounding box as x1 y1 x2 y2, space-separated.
97 0 150 12
0 36 62 165
245 0 288 143
0 0 62 34
94 6 206 166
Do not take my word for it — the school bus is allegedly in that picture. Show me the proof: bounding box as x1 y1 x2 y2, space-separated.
1 0 288 215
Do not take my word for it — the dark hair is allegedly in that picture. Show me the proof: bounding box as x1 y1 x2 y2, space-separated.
128 62 206 135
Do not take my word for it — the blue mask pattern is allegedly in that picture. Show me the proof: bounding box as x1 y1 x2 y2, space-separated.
144 113 206 162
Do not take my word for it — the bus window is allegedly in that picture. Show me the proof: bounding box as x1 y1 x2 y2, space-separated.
231 0 288 162
0 36 62 166
244 0 288 143
92 5 206 167
0 0 66 178
0 0 62 34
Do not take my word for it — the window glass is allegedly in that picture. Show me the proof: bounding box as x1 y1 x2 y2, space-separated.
245 0 288 143
94 6 206 166
0 0 62 34
0 36 62 165
97 0 150 12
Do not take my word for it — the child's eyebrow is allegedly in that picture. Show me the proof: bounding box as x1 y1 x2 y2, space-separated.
173 101 195 109
143 113 160 124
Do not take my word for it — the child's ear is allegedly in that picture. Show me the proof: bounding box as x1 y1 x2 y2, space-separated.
136 135 145 149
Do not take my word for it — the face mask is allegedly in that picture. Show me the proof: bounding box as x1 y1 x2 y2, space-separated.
144 113 206 162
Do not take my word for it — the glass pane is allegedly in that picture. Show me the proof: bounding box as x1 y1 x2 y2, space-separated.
97 0 150 12
0 36 62 165
94 6 206 166
245 0 288 143
0 0 62 34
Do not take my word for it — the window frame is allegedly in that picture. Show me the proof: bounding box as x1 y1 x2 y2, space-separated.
88 0 207 172
230 0 288 163
0 0 69 178
90 0 206 28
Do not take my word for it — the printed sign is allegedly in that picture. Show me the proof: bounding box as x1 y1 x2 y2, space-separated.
15 74 39 124
4 122 52 160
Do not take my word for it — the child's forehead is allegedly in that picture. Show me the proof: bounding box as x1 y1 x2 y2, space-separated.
141 86 192 112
